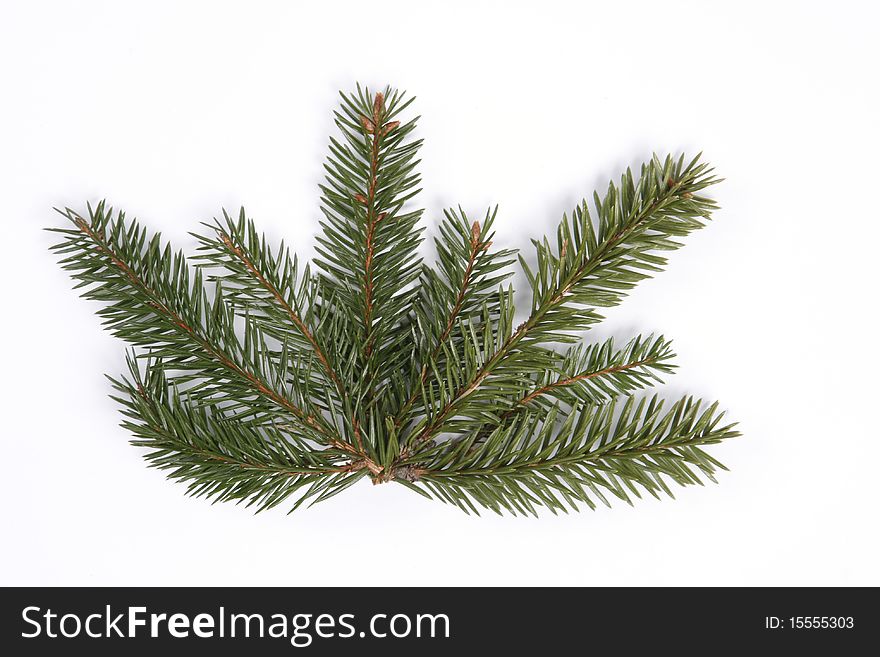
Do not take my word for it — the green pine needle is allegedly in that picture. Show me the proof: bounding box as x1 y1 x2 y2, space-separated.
48 85 738 515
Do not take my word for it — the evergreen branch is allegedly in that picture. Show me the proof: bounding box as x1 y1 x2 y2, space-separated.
400 155 719 454
50 203 356 454
518 154 719 344
314 86 424 386
511 334 675 411
194 209 343 392
426 211 488 354
428 334 676 458
394 207 515 425
407 395 739 516
112 356 366 512
49 85 738 514
192 213 386 474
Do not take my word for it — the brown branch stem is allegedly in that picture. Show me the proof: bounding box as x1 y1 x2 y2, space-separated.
361 91 386 357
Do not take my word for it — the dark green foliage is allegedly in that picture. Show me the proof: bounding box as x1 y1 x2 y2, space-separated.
49 85 738 515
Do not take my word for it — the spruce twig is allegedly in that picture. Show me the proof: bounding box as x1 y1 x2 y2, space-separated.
49 85 738 515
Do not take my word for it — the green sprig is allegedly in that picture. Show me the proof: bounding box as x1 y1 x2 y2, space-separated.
49 85 738 515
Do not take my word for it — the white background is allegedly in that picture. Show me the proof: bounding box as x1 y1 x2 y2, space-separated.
1 0 878 586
